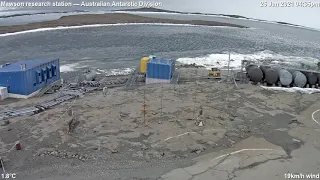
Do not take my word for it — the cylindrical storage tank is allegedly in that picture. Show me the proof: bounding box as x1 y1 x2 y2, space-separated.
300 71 317 85
274 67 293 86
79 70 97 82
246 64 263 83
85 70 97 81
316 73 320 84
260 65 279 85
140 57 151 73
288 70 307 88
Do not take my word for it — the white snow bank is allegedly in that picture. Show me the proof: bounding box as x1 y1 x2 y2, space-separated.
261 86 320 94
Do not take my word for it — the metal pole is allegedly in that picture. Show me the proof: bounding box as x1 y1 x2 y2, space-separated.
144 89 146 125
177 84 180 121
241 60 244 82
161 84 163 121
0 157 5 174
193 70 197 120
227 51 231 82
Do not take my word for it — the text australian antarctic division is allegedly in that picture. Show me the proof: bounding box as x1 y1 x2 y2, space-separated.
80 1 162 7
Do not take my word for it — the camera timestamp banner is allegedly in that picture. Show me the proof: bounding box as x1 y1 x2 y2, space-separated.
0 1 163 8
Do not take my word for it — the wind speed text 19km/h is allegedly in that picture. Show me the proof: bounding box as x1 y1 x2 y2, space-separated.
260 1 320 8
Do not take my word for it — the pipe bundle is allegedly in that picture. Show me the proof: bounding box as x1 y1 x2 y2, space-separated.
246 64 320 88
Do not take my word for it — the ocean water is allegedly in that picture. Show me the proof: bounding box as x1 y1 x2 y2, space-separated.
0 10 319 75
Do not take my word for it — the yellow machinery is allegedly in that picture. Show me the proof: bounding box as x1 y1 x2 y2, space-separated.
140 57 151 73
208 68 221 77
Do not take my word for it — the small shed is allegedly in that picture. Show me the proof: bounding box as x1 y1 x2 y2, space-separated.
146 57 175 84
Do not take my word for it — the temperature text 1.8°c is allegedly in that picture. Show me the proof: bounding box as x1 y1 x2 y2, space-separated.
1 173 16 179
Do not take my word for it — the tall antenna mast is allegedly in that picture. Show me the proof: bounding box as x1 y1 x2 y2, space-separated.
141 89 147 125
193 70 198 120
227 51 231 83
160 84 163 122
177 84 180 122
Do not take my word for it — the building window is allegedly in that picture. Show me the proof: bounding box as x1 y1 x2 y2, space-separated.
47 66 52 78
36 70 42 84
52 64 57 76
42 68 47 82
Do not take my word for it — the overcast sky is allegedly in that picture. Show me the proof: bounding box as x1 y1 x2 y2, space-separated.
158 0 320 29
1 0 320 29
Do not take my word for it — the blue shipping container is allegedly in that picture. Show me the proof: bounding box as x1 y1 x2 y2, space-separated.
146 57 175 80
0 58 60 96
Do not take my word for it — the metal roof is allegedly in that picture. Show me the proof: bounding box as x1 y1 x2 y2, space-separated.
0 59 58 72
148 57 174 65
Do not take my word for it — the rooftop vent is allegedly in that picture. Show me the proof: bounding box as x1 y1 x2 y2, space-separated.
20 64 26 70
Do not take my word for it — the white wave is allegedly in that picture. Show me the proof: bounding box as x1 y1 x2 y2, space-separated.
60 63 89 72
176 51 320 70
0 23 236 37
97 67 134 76
60 63 79 72
81 57 93 60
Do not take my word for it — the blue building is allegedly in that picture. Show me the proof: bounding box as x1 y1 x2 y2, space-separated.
146 57 175 84
0 58 60 98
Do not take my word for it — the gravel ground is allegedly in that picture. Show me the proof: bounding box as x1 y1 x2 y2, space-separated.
0 67 318 180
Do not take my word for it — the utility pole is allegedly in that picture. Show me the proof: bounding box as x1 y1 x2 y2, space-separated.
0 157 5 174
177 84 180 122
160 84 163 123
193 88 197 120
141 89 147 125
227 51 231 83
193 70 198 120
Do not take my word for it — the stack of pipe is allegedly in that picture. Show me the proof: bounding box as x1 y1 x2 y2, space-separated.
246 64 263 83
260 65 279 85
288 70 307 88
274 67 293 86
300 70 317 87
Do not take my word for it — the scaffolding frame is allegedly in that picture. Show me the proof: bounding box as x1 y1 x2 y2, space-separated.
220 51 238 87
125 65 140 90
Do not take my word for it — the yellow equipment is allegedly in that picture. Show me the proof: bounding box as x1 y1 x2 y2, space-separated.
208 68 221 77
140 57 151 73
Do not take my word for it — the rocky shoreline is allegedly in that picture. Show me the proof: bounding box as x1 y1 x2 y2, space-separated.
0 13 247 34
